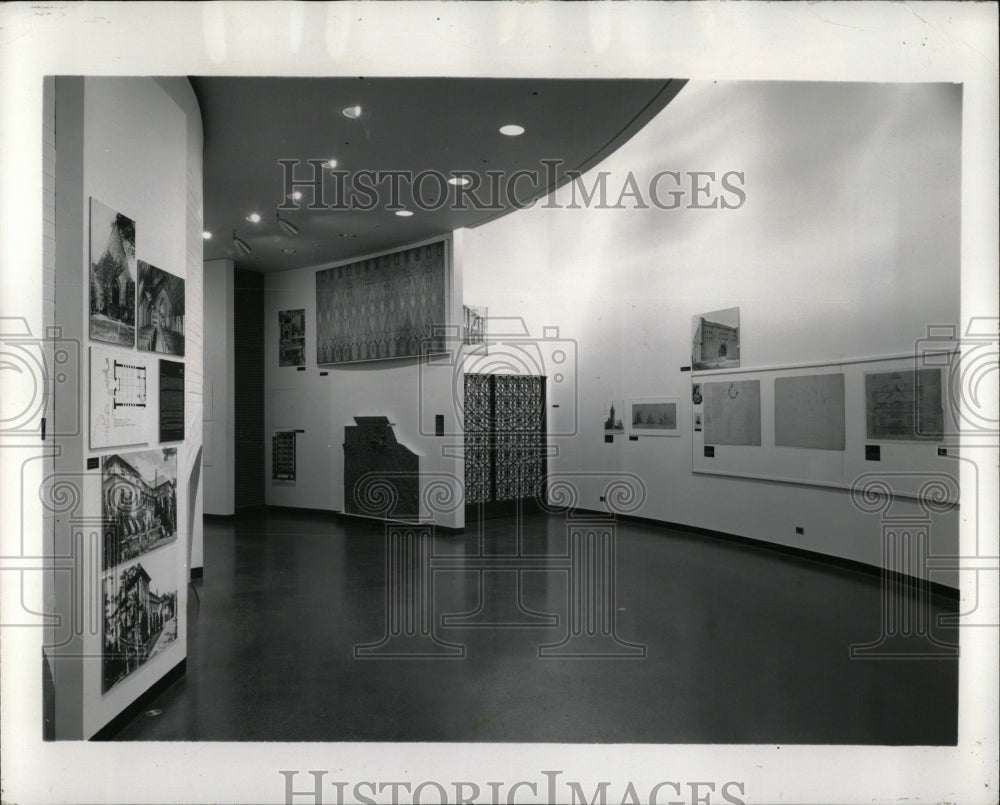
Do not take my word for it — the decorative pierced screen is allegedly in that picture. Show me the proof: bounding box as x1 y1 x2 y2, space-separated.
494 375 546 502
464 374 546 506
463 373 492 505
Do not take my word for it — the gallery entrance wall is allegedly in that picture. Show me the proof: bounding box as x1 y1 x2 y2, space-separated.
46 77 204 739
263 233 465 530
460 80 962 587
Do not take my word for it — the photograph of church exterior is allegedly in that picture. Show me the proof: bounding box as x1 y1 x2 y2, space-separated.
102 561 177 693
604 401 624 434
137 261 185 356
88 197 136 346
102 449 177 572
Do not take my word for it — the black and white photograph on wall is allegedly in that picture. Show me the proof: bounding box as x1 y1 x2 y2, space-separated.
137 261 185 356
278 308 305 366
102 447 177 572
3 5 996 805
158 359 184 442
692 307 740 370
603 399 625 434
463 304 488 348
102 551 178 694
89 346 152 449
627 397 680 436
88 197 136 346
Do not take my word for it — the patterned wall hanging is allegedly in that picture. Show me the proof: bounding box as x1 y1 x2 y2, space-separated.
315 240 448 364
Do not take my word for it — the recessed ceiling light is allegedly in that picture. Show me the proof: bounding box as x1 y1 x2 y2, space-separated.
326 159 338 170
281 248 296 254
202 231 212 240
342 105 362 119
291 191 302 200
395 210 414 217
499 124 525 136
247 212 261 223
448 176 471 187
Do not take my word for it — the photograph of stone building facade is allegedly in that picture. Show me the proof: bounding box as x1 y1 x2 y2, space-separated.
692 307 741 370
102 448 177 572
102 560 177 693
89 197 136 346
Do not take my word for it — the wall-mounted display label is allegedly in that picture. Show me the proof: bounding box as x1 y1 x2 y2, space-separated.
158 359 184 442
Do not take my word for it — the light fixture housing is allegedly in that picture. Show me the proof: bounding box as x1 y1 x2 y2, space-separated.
232 230 252 257
276 211 299 238
499 124 525 136
342 105 362 119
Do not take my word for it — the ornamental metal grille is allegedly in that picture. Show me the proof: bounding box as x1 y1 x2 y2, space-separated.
463 373 546 507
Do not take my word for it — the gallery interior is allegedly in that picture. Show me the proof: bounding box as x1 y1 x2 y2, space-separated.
42 75 966 744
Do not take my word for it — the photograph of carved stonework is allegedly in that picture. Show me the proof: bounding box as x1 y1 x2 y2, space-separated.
89 198 136 346
102 448 178 571
102 555 178 693
137 261 185 356
316 240 447 364
278 308 305 366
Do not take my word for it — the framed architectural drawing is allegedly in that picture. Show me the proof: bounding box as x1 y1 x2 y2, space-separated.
703 379 761 445
864 368 944 441
137 261 185 356
278 308 306 366
627 397 680 436
315 239 448 364
89 346 151 449
774 372 846 450
603 400 625 434
692 307 740 370
89 198 136 346
102 447 177 571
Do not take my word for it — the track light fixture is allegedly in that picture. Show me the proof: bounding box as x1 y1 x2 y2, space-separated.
232 230 252 257
276 211 299 238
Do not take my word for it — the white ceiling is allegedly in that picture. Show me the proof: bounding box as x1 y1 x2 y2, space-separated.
193 77 685 273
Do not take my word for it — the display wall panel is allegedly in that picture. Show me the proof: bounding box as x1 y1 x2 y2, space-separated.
49 76 200 740
692 354 959 502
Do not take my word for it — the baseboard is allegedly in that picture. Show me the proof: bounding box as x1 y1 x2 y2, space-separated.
572 508 960 602
89 659 186 741
261 504 464 532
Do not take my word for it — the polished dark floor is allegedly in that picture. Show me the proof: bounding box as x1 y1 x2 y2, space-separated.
112 509 958 743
